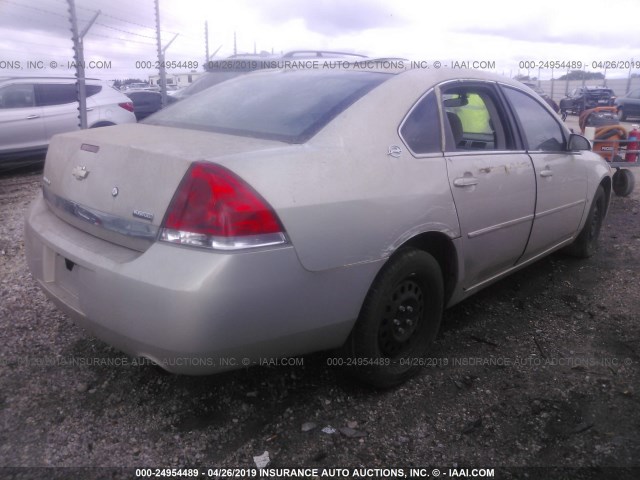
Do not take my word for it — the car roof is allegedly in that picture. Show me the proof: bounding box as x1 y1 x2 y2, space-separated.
213 66 536 100
266 64 531 87
226 49 368 60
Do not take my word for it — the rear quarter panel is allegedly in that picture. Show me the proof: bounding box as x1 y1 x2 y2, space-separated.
221 72 461 272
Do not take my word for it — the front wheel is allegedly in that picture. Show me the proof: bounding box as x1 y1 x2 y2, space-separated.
564 185 606 258
343 248 444 388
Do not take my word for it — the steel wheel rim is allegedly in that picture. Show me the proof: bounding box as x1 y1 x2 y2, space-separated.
378 276 424 357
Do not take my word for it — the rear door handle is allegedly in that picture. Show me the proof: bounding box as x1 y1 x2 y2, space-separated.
540 168 553 177
26 115 40 119
453 176 479 187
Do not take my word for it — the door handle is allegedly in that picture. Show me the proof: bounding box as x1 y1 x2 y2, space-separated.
26 115 40 119
86 107 94 111
453 176 479 187
540 168 553 177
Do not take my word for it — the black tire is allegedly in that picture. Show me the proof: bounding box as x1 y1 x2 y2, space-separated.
617 108 626 122
612 169 635 197
564 185 606 258
343 248 444 388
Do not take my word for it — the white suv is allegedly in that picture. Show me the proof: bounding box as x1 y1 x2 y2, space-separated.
0 77 136 162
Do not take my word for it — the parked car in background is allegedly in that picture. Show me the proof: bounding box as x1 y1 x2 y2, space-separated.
125 90 175 121
169 70 249 101
559 86 615 117
523 82 560 113
121 82 151 92
25 67 611 387
0 76 136 164
614 88 640 121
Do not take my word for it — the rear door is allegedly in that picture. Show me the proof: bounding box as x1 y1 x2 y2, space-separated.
0 83 45 153
35 82 81 139
501 85 587 260
440 81 536 290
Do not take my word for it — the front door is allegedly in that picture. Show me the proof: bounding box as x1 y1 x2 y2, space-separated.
0 83 45 153
501 86 587 260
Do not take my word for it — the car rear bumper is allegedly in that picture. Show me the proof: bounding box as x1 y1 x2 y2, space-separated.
25 192 379 374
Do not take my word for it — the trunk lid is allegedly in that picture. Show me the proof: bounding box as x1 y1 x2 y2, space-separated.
42 123 285 251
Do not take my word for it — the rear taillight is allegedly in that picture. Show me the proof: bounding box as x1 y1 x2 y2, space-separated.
159 161 287 250
119 102 134 112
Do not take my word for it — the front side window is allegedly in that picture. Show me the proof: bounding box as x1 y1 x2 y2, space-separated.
0 84 35 108
503 86 565 152
400 91 441 154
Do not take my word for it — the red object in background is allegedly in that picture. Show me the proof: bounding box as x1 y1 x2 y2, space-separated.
626 125 639 162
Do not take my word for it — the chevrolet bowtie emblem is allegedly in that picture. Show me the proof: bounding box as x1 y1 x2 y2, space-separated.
71 165 89 180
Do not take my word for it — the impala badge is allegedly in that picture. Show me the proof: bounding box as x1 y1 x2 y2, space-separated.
71 165 89 180
132 210 154 221
111 187 119 197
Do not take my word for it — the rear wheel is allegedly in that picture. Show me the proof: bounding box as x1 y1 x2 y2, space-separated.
564 185 606 258
343 248 444 388
613 169 635 197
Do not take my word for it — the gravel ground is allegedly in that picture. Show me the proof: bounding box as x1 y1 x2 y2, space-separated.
1 147 639 480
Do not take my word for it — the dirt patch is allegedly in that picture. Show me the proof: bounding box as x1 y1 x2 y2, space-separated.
1 164 638 479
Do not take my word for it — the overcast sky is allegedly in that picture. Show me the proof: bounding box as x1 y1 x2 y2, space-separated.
1 0 639 81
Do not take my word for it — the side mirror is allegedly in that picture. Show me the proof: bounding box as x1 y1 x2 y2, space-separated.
568 133 591 152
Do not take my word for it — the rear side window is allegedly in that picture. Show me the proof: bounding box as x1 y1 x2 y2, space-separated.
503 86 565 152
146 70 391 143
0 84 35 108
440 84 513 151
36 84 78 106
35 83 102 106
400 91 441 154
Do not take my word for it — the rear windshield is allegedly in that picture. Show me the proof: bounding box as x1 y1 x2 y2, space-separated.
174 71 248 98
145 70 391 143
